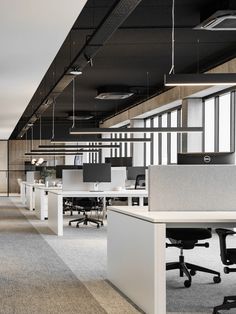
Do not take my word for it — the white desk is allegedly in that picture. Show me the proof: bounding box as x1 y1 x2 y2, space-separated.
107 206 236 314
34 186 61 220
20 182 26 205
47 190 148 236
22 182 44 211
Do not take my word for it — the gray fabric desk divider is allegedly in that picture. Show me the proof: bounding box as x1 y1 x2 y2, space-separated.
149 165 236 211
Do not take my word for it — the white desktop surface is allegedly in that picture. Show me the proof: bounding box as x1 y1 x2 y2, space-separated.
107 206 236 314
47 190 148 236
49 189 147 197
108 206 236 224
22 182 44 211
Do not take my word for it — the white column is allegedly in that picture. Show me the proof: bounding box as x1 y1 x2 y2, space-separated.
101 134 111 163
130 119 144 166
182 98 203 152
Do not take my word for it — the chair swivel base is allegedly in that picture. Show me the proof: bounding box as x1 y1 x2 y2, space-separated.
167 255 221 288
69 215 103 228
213 296 236 314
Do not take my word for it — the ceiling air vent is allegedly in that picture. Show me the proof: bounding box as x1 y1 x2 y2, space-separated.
67 113 93 121
195 10 236 30
95 87 134 100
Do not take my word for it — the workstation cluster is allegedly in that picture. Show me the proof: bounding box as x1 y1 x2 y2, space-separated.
20 158 148 236
19 151 236 313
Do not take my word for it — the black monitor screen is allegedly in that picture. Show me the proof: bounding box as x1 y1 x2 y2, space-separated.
56 165 82 178
127 166 147 180
105 157 132 167
177 152 235 165
83 163 111 183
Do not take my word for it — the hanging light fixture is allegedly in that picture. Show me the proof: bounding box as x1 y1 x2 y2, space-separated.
30 148 116 153
69 127 203 135
164 73 236 86
50 137 152 144
25 150 100 156
36 144 120 149
163 0 235 87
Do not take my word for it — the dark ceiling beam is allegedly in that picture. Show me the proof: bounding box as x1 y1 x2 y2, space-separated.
17 0 143 139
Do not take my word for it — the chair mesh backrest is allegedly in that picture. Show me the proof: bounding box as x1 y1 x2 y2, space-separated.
135 174 145 189
215 229 230 265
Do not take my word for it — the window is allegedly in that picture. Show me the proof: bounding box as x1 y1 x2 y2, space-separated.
144 119 151 166
161 114 168 165
145 107 181 166
153 116 159 164
204 98 215 152
204 91 234 153
170 110 177 163
219 93 231 152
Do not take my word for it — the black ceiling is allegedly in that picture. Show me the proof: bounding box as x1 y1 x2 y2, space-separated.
10 0 236 140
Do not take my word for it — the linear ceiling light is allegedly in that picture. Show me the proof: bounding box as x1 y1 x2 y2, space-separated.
164 73 236 86
25 150 99 156
69 127 203 135
30 148 118 153
38 144 120 149
50 138 152 144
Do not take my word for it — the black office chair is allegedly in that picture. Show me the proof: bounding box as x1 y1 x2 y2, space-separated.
213 228 236 314
63 197 79 216
166 228 221 288
135 174 145 189
133 174 148 205
68 198 103 228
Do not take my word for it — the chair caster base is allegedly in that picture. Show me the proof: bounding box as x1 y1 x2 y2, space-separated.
184 280 191 288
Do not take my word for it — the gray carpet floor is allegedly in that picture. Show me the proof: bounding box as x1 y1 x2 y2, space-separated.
8 197 236 314
0 198 107 314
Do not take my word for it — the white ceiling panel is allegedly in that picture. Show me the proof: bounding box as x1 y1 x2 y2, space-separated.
0 0 87 139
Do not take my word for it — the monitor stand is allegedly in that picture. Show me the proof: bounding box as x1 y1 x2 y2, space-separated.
90 182 103 193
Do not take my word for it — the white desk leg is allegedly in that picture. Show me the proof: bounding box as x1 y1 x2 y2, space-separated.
107 211 166 314
128 196 132 206
102 197 106 219
139 197 144 206
48 193 63 236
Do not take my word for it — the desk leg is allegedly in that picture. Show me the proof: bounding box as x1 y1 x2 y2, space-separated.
102 197 106 219
139 197 144 206
48 193 63 236
128 197 132 206
108 211 166 314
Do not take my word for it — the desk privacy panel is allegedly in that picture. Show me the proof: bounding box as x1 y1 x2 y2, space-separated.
149 165 236 211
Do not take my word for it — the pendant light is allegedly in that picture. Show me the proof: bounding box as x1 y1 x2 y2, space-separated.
164 0 236 87
69 127 203 135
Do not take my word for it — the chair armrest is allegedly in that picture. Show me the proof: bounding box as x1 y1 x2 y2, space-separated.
216 228 236 237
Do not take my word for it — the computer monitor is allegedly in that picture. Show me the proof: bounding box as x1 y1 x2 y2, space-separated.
105 157 132 167
83 163 111 183
177 152 235 165
127 166 147 180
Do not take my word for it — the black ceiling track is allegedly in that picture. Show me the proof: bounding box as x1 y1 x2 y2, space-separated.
16 0 143 139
